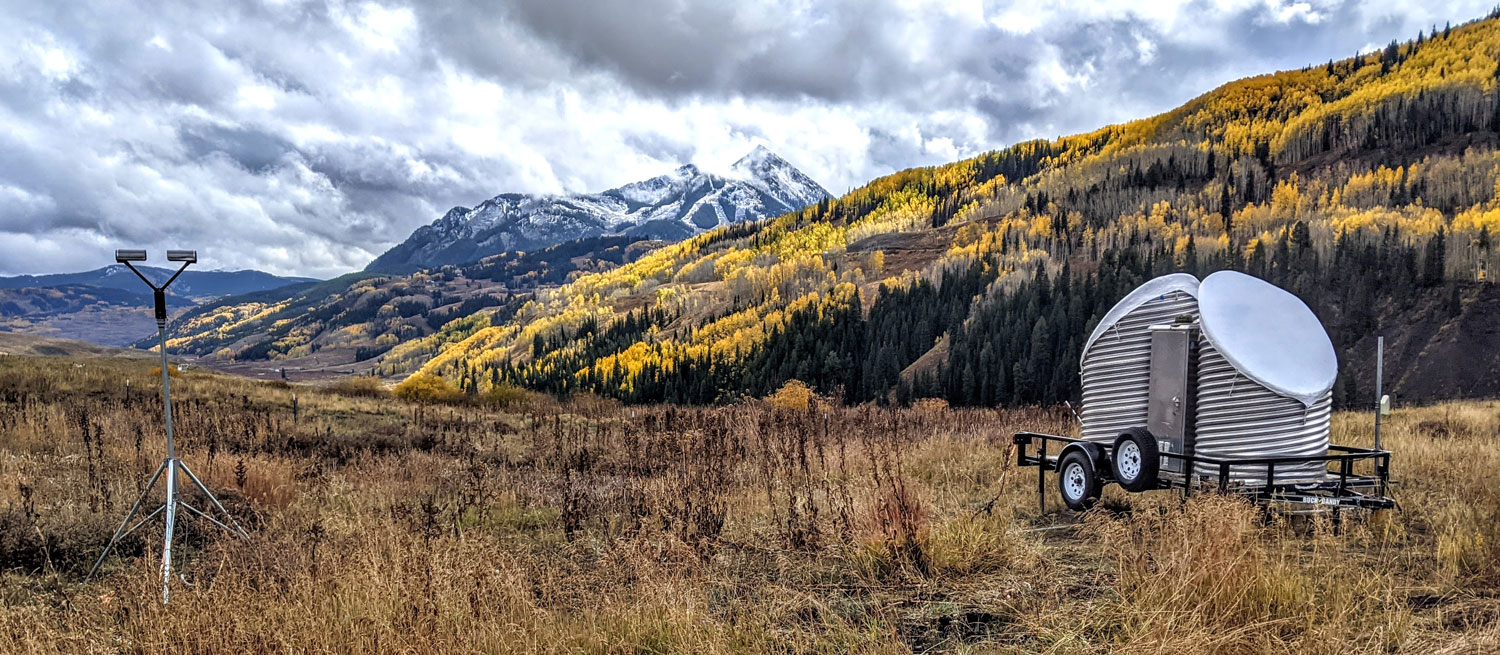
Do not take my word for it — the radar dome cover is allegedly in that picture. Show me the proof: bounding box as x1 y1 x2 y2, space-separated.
1197 271 1337 406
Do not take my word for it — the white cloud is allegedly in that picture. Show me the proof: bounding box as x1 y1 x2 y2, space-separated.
0 0 1494 277
339 2 417 53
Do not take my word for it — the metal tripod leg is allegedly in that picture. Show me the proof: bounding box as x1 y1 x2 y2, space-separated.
88 459 168 579
120 504 167 542
176 460 248 537
88 456 249 604
177 501 237 535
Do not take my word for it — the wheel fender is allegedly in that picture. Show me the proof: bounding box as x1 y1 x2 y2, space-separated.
1059 442 1109 480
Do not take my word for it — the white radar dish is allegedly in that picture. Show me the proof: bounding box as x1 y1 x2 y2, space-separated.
1198 270 1337 406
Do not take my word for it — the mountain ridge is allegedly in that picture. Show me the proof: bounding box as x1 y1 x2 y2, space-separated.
0 265 318 346
365 147 829 273
155 235 660 366
0 265 317 299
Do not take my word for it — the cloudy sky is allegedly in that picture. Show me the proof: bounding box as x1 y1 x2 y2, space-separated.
0 0 1491 277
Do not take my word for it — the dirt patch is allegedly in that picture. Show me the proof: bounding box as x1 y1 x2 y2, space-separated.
848 230 951 276
1339 282 1500 404
896 605 1009 652
899 334 949 386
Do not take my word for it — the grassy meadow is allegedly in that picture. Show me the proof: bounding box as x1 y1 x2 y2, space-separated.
0 355 1497 653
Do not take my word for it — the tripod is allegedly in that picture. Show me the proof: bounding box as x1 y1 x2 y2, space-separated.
88 250 247 604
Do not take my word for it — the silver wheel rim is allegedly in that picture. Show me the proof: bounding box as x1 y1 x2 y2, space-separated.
1118 441 1141 481
1063 462 1087 500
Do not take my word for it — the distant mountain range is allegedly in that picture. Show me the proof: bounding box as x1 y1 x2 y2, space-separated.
0 265 316 299
366 146 829 272
1 147 825 351
0 266 316 346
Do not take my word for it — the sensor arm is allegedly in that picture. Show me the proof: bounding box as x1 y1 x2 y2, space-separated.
119 259 192 292
153 261 193 324
121 259 192 324
120 261 160 291
161 260 191 290
120 261 169 323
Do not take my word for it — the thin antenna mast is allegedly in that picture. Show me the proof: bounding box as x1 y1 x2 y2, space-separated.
1374 336 1384 451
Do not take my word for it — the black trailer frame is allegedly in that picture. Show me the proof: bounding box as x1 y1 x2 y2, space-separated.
1013 431 1395 517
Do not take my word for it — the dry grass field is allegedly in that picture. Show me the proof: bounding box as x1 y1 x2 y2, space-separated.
1 356 1498 654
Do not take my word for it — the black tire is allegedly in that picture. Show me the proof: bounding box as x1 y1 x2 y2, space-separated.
1112 428 1160 492
1057 450 1100 511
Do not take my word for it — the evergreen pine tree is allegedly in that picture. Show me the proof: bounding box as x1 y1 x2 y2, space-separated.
1424 229 1447 286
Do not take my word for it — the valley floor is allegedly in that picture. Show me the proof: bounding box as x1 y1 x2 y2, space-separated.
1 357 1497 654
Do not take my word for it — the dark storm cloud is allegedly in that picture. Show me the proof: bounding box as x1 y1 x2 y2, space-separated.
485 0 967 102
0 0 1493 276
438 0 1476 149
180 126 297 173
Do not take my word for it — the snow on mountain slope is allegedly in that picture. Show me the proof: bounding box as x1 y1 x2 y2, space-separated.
366 148 830 273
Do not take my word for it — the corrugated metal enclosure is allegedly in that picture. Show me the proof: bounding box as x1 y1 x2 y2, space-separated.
1191 271 1335 484
1079 274 1199 445
1078 271 1338 486
1193 341 1332 482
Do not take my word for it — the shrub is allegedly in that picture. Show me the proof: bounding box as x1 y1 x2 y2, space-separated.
482 384 528 409
394 372 463 405
328 376 389 399
912 397 949 414
769 379 813 411
148 365 183 378
923 513 1027 577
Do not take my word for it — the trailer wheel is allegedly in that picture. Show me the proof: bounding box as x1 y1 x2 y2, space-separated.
1112 428 1160 492
1057 450 1099 511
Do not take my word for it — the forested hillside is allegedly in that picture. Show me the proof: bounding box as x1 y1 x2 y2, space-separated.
0 284 196 346
160 236 659 367
406 15 1500 408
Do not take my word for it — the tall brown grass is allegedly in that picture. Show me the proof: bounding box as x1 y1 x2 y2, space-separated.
0 356 1496 653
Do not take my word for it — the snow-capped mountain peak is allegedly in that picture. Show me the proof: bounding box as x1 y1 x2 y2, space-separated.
728 146 827 210
730 144 784 177
614 163 704 206
366 148 831 273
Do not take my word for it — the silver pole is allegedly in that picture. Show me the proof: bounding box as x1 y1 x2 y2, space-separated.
177 501 237 534
158 321 177 604
160 322 175 461
1374 336 1384 451
120 504 167 541
161 460 177 604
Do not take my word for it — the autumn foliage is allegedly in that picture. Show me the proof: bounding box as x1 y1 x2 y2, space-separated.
393 372 462 404
393 17 1500 409
133 14 1500 411
769 379 813 411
